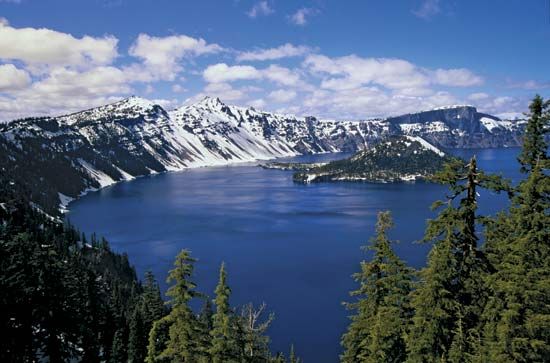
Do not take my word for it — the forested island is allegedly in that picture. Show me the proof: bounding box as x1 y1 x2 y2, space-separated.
284 135 452 183
0 96 548 362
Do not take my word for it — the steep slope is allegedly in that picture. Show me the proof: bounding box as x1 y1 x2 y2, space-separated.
293 136 453 183
0 97 384 214
0 96 525 214
388 105 525 148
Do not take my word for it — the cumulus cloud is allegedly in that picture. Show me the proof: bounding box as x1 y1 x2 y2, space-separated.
203 82 247 101
247 1 274 18
433 68 483 87
203 63 262 83
171 84 186 93
268 89 297 103
128 33 223 81
0 21 118 71
203 63 306 89
289 8 318 26
507 80 550 90
413 0 441 19
0 64 31 91
303 54 483 91
237 43 312 62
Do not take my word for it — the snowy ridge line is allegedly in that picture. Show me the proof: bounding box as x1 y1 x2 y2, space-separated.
0 96 526 213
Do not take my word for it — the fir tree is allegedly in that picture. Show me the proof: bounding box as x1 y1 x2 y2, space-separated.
156 249 201 362
341 211 413 363
128 303 147 363
482 95 550 362
210 262 239 363
406 157 505 363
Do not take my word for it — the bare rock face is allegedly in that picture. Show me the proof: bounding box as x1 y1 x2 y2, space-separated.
387 105 525 148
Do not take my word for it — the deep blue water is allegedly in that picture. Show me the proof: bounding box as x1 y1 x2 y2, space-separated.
67 148 522 363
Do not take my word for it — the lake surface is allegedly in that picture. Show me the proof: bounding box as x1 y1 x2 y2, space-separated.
67 148 522 362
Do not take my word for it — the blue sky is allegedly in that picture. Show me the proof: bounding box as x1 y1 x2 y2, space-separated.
0 0 549 121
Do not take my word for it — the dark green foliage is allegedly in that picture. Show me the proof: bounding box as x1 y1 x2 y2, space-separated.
481 95 550 362
517 94 549 173
0 180 142 362
294 136 454 183
406 157 506 363
341 211 413 363
210 262 240 362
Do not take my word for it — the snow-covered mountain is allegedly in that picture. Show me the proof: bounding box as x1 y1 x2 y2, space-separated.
0 96 524 214
387 105 525 148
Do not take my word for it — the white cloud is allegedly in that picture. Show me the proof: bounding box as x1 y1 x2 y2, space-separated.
144 84 155 94
305 54 431 90
413 0 441 19
203 63 307 90
507 80 550 90
268 89 297 103
247 1 274 18
303 54 483 91
237 43 312 62
172 84 186 93
0 64 31 91
468 92 489 101
433 68 483 87
128 33 223 81
203 82 247 101
203 63 262 83
249 98 266 109
0 20 118 71
289 8 318 26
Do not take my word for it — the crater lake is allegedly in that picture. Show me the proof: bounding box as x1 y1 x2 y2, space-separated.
67 148 521 362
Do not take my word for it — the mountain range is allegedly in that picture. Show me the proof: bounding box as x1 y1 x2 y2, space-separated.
0 96 525 214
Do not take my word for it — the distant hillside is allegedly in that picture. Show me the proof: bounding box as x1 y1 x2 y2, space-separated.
293 136 453 183
0 97 523 214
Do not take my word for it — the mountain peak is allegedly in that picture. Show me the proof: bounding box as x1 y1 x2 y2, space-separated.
197 96 225 108
118 95 156 110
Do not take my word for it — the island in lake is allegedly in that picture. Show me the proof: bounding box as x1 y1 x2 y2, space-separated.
263 135 454 183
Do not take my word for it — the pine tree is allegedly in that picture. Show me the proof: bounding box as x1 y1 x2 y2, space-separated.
482 95 550 362
110 327 128 363
197 299 214 361
517 94 549 173
146 317 172 363
128 303 147 363
406 157 504 363
155 249 201 362
210 262 240 363
142 270 165 325
341 211 413 363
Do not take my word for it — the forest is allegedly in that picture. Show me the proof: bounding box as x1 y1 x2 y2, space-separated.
0 95 548 362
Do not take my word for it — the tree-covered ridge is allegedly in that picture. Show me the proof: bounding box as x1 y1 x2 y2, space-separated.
293 136 454 183
341 95 549 362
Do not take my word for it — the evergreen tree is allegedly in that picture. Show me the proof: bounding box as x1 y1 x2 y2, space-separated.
146 317 172 363
517 94 550 173
341 211 413 363
406 157 504 363
149 249 200 362
110 327 128 363
197 299 214 361
210 262 240 363
128 303 147 363
130 271 165 363
482 95 550 362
